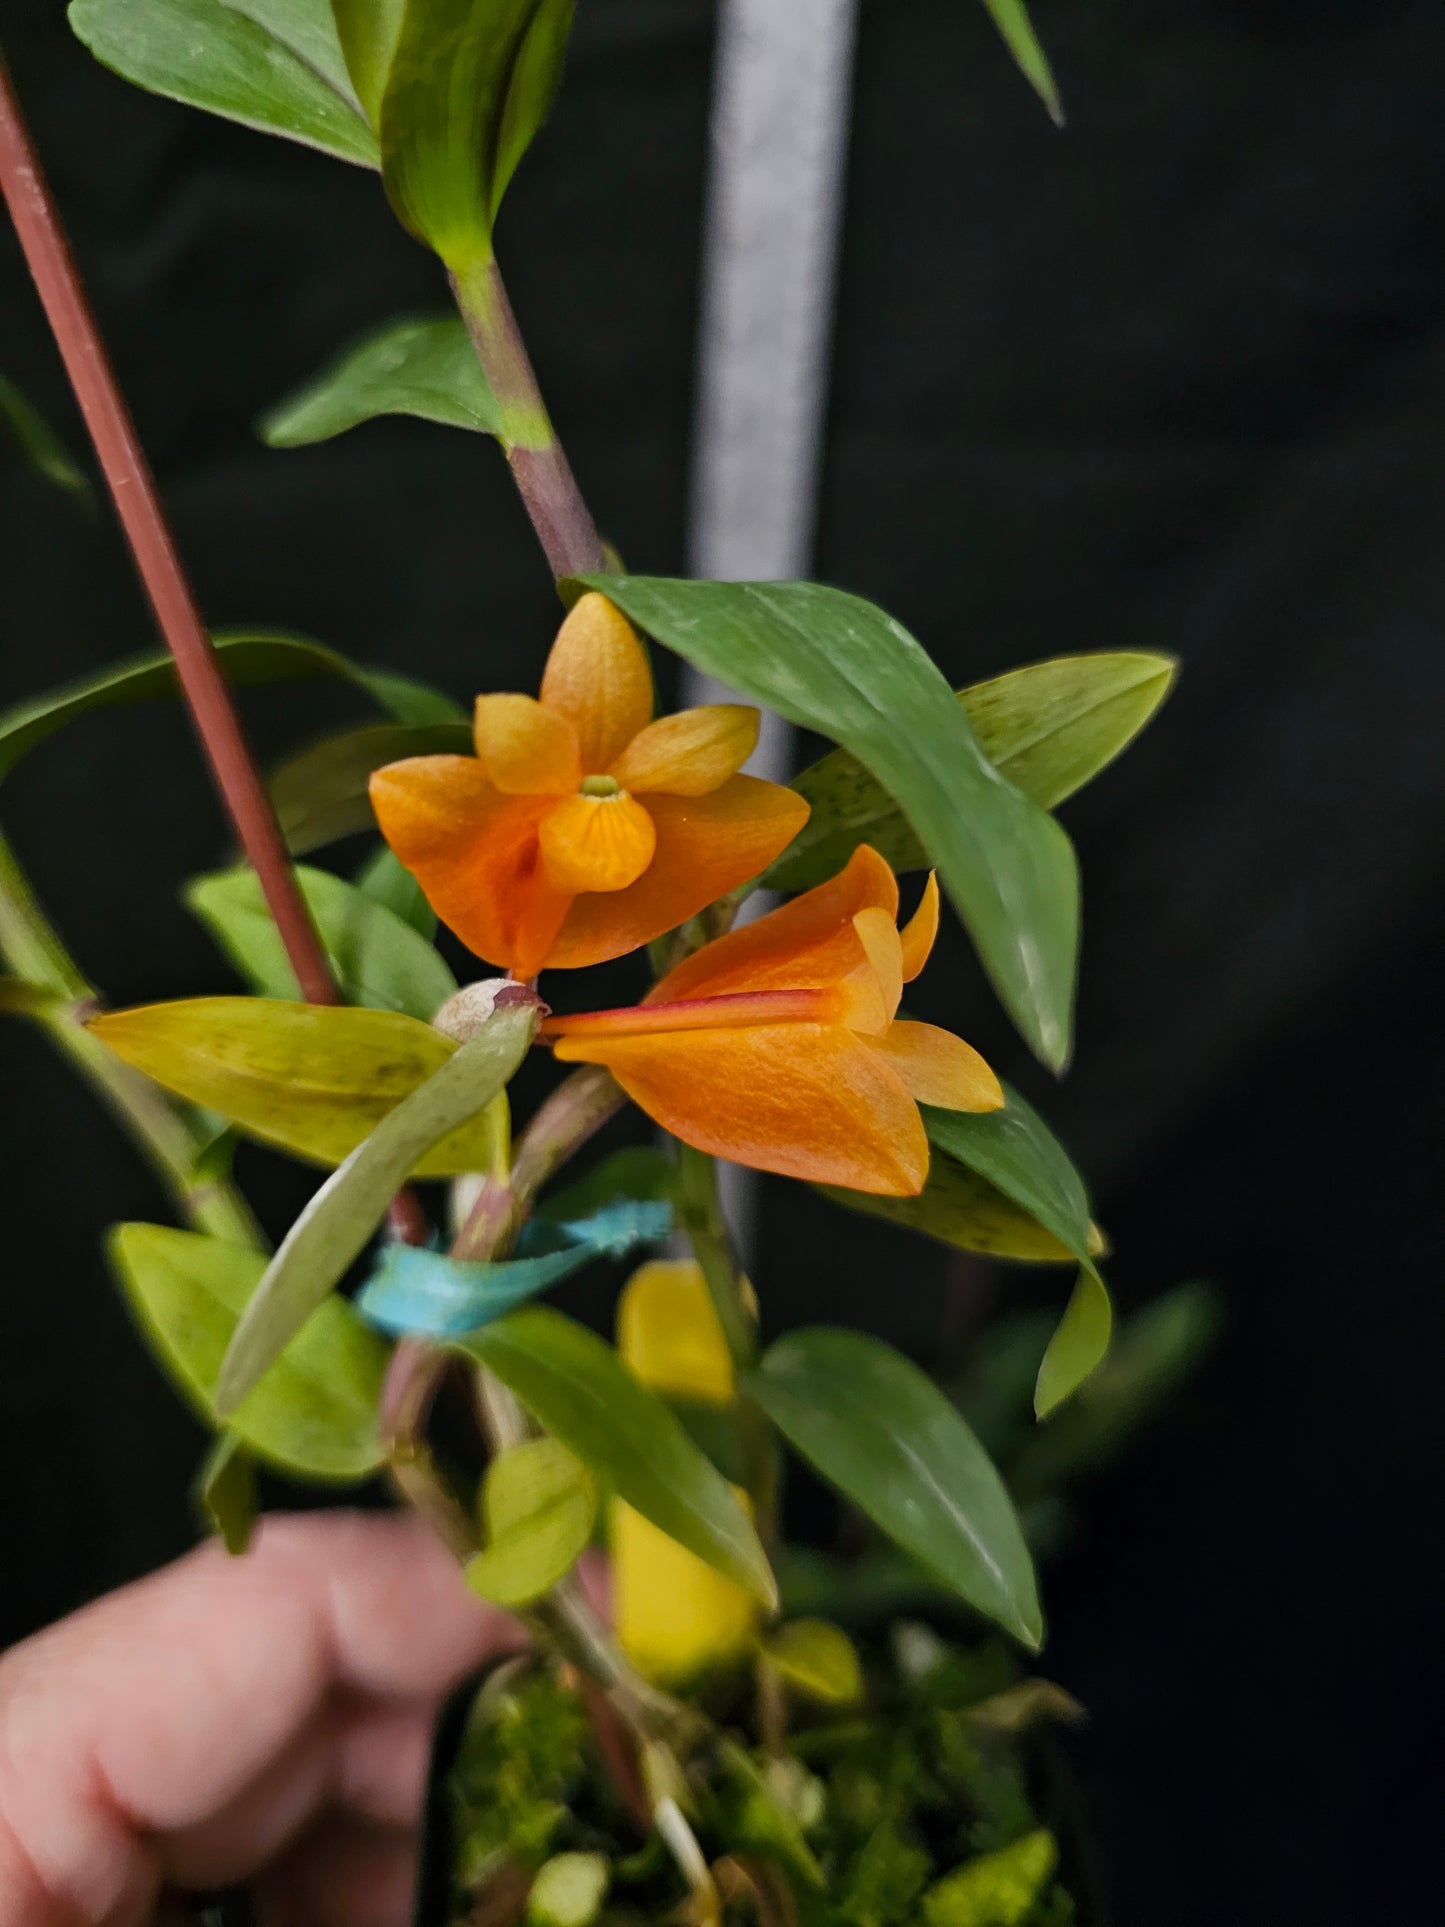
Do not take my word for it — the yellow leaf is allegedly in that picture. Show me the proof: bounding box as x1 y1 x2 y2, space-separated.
466 1437 596 1609
762 1618 863 1706
617 1257 736 1404
613 1258 758 1682
89 997 504 1173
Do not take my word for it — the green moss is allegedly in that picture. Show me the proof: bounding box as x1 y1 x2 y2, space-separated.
442 1633 1083 1926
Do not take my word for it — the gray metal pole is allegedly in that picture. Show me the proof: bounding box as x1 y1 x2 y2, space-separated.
684 0 861 1247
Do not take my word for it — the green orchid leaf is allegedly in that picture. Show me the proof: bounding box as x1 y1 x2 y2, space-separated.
186 863 457 1020
215 998 535 1411
354 844 436 937
211 1002 535 1410
380 0 576 264
746 1328 1042 1648
68 0 379 167
465 1435 597 1608
458 1306 776 1606
0 372 90 498
260 316 500 447
349 667 465 725
0 629 455 784
926 1087 1113 1407
268 720 470 853
219 0 360 103
979 0 1063 126
578 576 1079 1072
817 1156 1093 1265
1034 1266 1113 1418
922 1827 1058 1926
767 651 1176 894
1010 1282 1221 1496
331 0 406 126
110 1223 389 1480
925 1087 1096 1273
88 996 510 1173
197 1432 259 1552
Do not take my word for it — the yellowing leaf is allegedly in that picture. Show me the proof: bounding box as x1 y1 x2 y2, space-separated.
762 1619 863 1706
613 1257 759 1683
466 1436 596 1608
1034 1267 1113 1419
215 1002 533 1411
88 997 507 1172
922 1829 1058 1927
611 1498 760 1687
617 1257 735 1405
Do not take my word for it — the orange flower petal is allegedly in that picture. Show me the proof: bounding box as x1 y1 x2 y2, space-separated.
539 790 657 894
510 874 576 982
899 872 940 983
654 843 897 1004
553 1021 928 1195
608 704 759 797
875 1020 1004 1113
473 693 579 794
370 757 569 973
540 592 654 773
542 776 811 971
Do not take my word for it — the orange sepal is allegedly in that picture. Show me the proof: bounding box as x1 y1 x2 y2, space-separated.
540 592 653 772
552 1020 929 1195
370 757 569 973
654 843 897 1004
876 1019 1004 1113
543 776 810 971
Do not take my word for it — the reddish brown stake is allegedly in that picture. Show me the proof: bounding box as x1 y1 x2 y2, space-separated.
0 59 428 1244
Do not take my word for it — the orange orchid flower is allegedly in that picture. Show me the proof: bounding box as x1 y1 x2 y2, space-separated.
370 593 809 979
542 845 1003 1196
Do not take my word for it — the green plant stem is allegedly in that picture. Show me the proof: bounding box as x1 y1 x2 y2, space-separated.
379 1339 479 1561
435 1066 693 1748
450 254 607 582
0 827 261 1248
675 1143 758 1369
675 1142 782 1558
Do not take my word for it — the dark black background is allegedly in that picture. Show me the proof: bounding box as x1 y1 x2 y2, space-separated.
3 1 1444 1920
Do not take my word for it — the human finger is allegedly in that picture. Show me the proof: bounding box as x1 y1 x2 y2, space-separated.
0 1510 515 1924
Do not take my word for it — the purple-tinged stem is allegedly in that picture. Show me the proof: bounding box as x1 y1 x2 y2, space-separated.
451 254 607 583
0 61 428 1246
